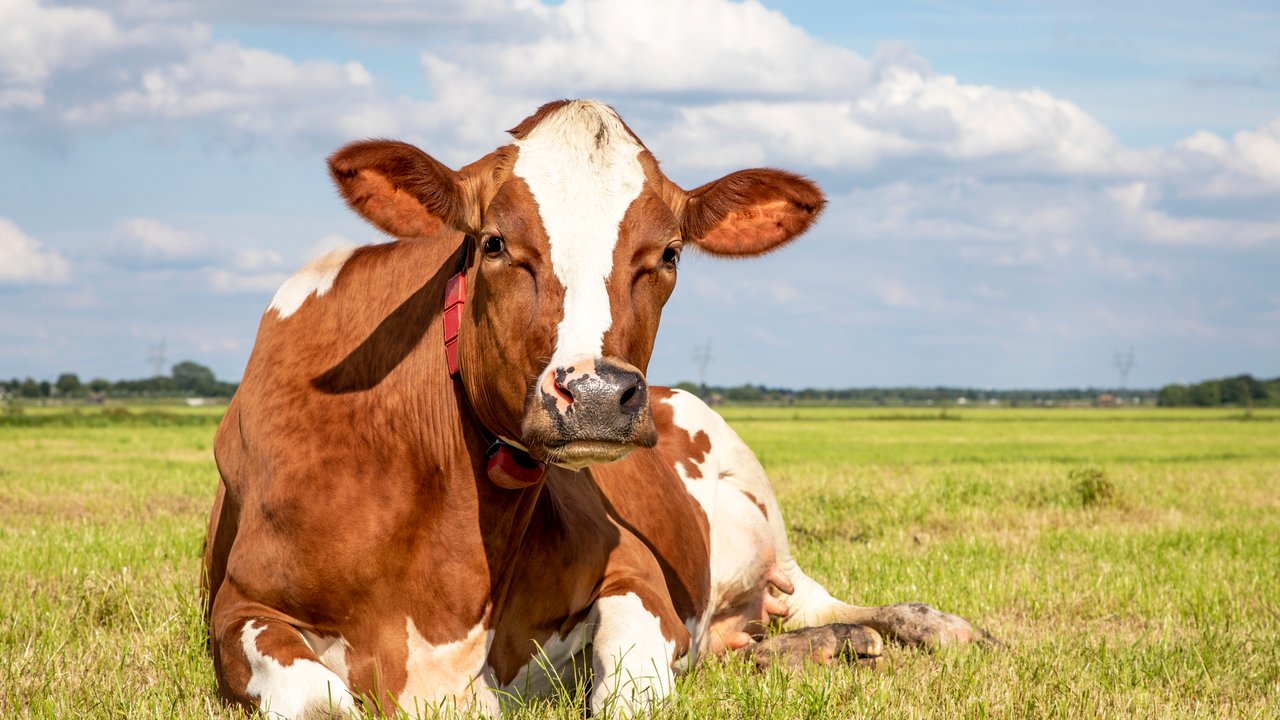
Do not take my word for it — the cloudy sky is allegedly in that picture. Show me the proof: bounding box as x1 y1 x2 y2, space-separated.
2 0 1277 389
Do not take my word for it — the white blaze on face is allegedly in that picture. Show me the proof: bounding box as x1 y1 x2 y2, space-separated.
513 101 645 371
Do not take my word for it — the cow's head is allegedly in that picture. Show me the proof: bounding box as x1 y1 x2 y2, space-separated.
329 100 823 469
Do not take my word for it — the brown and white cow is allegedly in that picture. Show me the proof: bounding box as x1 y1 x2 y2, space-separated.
203 100 986 719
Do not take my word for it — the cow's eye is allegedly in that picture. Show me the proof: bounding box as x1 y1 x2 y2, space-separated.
662 242 681 269
482 235 506 256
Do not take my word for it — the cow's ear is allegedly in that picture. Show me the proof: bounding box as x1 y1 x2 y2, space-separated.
680 169 825 256
328 140 470 239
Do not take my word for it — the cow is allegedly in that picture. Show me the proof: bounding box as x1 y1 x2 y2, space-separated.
203 99 988 719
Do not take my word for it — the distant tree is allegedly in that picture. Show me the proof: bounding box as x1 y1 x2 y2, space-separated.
55 373 83 397
1189 381 1221 407
172 360 218 395
88 377 111 394
1157 384 1191 407
19 378 40 398
1218 374 1265 406
674 381 703 397
725 384 764 403
38 380 52 398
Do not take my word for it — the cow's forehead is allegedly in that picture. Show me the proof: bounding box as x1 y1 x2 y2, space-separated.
510 101 647 369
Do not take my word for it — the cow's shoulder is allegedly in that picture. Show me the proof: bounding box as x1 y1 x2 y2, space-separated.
216 234 471 525
250 236 459 369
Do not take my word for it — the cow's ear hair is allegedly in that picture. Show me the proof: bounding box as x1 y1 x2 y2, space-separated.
680 169 825 256
328 140 468 239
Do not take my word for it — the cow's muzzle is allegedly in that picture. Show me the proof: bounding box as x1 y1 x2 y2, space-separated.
521 356 657 469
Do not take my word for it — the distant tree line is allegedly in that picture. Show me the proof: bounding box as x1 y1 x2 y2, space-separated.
1 361 237 400
671 382 1157 406
1155 374 1280 408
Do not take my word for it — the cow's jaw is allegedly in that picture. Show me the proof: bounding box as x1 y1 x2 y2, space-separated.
512 101 657 467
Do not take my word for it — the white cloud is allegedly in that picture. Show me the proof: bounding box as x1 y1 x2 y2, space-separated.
93 0 510 26
307 233 355 259
454 0 871 99
208 246 288 294
870 277 921 309
59 40 382 148
394 1 1157 184
0 0 118 109
209 267 288 294
0 217 71 284
1165 119 1280 197
648 60 1143 177
109 217 208 265
1106 181 1280 247
2 0 400 148
8 0 1278 207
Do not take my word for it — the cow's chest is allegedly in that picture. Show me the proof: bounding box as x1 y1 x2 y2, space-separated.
484 476 619 686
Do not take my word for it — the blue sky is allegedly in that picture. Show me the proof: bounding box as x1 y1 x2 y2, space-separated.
1 0 1277 389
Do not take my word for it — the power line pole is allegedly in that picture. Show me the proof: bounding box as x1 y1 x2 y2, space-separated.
692 341 712 397
148 338 167 378
1113 347 1135 392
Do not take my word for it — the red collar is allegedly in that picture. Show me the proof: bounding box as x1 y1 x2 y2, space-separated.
487 442 546 489
444 237 547 489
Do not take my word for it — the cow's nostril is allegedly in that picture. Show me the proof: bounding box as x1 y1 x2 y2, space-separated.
616 373 647 415
552 375 574 406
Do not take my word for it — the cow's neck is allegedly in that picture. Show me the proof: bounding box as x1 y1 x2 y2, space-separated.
434 259 551 618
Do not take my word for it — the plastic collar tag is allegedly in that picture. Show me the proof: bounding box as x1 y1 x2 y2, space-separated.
486 443 547 489
443 272 466 376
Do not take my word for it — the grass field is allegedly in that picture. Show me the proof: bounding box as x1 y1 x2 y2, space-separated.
1 406 1277 718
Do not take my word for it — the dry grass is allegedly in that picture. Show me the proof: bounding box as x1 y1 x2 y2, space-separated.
1 406 1278 718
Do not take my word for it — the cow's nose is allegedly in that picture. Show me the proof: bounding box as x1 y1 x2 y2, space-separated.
540 358 648 417
526 356 658 463
560 362 645 414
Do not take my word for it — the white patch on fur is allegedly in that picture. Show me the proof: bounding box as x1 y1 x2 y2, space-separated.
240 620 355 720
675 616 701 673
267 245 357 319
513 100 644 373
590 592 676 717
298 630 351 686
660 389 845 631
662 389 795 655
400 617 499 718
499 617 595 701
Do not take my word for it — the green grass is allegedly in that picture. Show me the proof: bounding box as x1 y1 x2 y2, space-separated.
1 407 1277 718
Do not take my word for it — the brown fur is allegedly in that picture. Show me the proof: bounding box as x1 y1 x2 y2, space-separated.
683 169 825 256
328 141 467 237
649 387 712 480
204 100 828 714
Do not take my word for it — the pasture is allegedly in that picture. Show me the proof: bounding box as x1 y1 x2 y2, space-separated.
1 405 1277 718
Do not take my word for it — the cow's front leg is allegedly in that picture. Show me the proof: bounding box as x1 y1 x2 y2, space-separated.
589 590 686 718
212 614 355 719
584 516 693 717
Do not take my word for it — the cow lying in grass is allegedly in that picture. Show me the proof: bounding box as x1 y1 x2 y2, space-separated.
203 99 988 719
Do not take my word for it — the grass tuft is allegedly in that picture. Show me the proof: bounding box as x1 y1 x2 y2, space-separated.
1070 466 1119 508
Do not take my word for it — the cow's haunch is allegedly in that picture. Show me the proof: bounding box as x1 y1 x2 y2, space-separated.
203 100 989 719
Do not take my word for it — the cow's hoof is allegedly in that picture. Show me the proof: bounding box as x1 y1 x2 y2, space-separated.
876 602 1001 649
744 623 883 671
